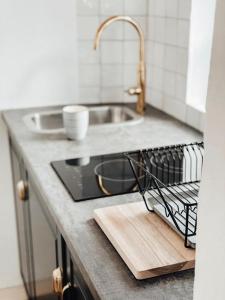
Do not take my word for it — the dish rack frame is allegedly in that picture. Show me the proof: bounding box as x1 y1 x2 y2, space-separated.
125 142 204 248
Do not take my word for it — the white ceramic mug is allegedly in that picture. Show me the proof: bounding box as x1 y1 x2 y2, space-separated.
63 105 89 141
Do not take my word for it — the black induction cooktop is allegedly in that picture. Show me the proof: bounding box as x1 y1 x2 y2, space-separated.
51 152 142 201
51 150 183 202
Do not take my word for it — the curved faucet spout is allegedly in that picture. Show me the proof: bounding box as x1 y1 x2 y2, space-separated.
93 16 146 115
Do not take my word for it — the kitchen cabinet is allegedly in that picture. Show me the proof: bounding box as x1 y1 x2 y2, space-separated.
11 147 35 298
55 236 91 300
10 140 93 300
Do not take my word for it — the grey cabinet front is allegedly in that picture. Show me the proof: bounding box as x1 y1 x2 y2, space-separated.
29 182 58 299
11 148 35 298
11 144 58 299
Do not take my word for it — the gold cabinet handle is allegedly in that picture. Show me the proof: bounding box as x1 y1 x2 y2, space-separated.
52 267 63 295
62 283 71 296
16 180 28 201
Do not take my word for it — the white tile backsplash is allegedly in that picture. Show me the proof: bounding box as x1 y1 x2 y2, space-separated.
150 66 164 90
154 17 166 43
178 0 191 20
77 0 99 16
124 0 147 16
100 0 124 15
79 41 99 64
165 45 177 72
164 71 176 96
101 65 123 87
165 0 178 18
175 74 187 101
147 88 164 109
152 0 166 17
79 87 100 103
101 41 123 63
146 41 154 65
164 97 186 122
176 48 188 74
177 20 190 48
80 65 100 86
123 64 137 88
152 43 165 67
77 16 99 40
165 18 177 46
124 41 139 64
101 87 124 102
75 0 201 130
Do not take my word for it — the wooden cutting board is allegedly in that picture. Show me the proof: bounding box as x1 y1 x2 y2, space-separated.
94 201 195 280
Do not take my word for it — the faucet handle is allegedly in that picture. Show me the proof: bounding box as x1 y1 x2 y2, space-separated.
127 87 142 95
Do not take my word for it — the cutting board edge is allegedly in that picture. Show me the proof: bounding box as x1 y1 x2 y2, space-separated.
94 210 140 278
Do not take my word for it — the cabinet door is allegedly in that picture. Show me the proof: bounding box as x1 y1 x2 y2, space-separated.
29 181 58 299
11 148 35 298
59 237 93 300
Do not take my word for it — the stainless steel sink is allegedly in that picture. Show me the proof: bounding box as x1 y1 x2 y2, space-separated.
23 105 143 134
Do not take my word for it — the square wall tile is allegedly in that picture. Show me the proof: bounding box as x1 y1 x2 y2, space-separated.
76 0 99 16
164 71 176 97
78 41 99 64
146 41 154 64
124 64 137 88
146 88 164 109
165 45 177 72
148 0 154 16
149 66 164 90
101 87 124 103
101 65 123 87
124 41 139 64
101 41 123 63
100 0 123 15
163 97 186 122
124 0 147 16
124 16 147 40
79 87 100 103
152 0 166 17
175 74 187 102
153 17 165 43
147 17 155 40
165 0 178 18
77 16 99 40
176 48 188 75
178 0 191 19
165 18 177 46
152 42 165 67
177 20 190 48
80 65 100 86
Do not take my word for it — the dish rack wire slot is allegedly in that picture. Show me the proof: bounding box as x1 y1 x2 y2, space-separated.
125 142 204 248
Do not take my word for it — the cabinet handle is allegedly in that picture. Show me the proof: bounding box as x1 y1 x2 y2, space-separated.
52 267 63 295
16 180 28 201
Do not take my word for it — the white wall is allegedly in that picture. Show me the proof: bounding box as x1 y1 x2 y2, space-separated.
0 0 78 288
194 0 225 299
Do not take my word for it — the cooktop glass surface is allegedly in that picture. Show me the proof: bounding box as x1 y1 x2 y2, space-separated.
51 152 142 201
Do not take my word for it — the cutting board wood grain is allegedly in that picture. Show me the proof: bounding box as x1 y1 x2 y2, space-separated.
94 201 195 280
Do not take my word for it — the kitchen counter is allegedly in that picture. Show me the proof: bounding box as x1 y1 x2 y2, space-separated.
3 104 202 300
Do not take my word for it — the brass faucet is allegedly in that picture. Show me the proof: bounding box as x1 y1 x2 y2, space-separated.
93 16 146 115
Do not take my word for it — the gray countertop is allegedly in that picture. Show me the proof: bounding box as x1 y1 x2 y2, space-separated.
3 104 202 300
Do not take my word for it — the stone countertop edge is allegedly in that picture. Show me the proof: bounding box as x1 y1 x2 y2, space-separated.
2 104 203 300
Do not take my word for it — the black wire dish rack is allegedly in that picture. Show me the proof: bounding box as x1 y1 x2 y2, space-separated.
125 142 204 248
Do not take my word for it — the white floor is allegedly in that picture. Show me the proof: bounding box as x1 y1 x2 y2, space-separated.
0 285 27 300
